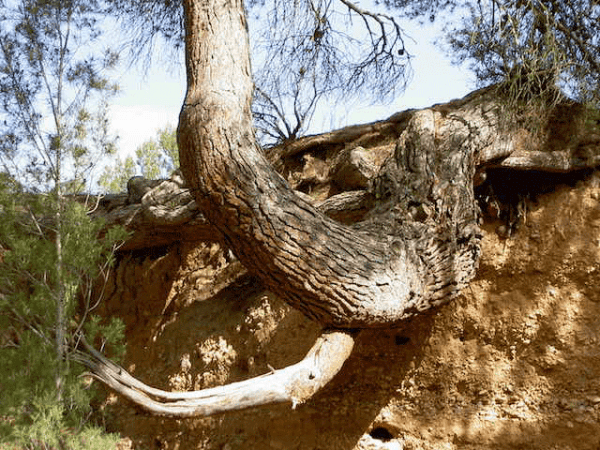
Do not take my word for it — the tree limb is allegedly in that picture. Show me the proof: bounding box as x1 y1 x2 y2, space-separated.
74 329 355 417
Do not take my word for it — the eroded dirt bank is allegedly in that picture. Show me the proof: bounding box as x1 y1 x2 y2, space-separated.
89 88 600 450
94 168 600 450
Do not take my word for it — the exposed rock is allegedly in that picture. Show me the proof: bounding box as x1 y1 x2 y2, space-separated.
331 146 377 190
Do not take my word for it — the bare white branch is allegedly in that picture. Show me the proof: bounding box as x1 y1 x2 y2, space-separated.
74 329 355 417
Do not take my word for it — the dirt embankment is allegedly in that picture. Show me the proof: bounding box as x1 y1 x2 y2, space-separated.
92 92 600 449
93 167 600 450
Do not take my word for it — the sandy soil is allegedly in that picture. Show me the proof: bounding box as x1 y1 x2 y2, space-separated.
98 170 600 450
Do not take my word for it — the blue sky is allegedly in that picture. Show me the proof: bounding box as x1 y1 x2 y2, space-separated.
107 19 476 162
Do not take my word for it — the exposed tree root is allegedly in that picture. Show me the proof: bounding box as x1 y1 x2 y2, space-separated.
74 329 355 417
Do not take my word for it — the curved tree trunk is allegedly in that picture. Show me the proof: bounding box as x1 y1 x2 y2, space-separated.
176 0 480 329
78 0 485 416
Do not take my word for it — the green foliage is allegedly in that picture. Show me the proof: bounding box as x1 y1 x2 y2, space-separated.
0 0 127 447
99 125 178 193
432 0 600 139
454 1 599 105
380 0 600 114
134 126 177 179
84 315 127 361
0 0 119 193
0 188 128 449
0 335 116 450
97 154 136 194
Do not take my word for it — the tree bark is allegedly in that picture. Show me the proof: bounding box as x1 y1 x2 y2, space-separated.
176 0 479 329
75 329 355 417
76 0 481 417
88 95 599 252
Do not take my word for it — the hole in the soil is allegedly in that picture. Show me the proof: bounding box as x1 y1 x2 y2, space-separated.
395 335 410 345
456 380 469 394
370 427 394 441
475 168 593 230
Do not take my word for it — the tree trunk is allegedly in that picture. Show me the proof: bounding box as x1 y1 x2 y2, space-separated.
79 3 599 406
76 0 499 416
177 0 480 329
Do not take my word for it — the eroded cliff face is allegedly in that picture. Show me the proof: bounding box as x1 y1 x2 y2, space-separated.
92 91 600 450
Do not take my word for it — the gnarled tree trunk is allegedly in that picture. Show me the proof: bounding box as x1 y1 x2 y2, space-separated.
176 0 479 330
78 0 485 416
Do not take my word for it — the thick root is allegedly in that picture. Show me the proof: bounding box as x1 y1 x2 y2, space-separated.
74 329 355 417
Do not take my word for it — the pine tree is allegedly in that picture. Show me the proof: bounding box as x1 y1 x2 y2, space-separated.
0 1 128 447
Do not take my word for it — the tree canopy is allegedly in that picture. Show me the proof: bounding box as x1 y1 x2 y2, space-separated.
0 0 119 192
384 0 600 107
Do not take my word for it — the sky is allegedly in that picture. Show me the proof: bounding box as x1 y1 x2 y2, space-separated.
107 17 477 162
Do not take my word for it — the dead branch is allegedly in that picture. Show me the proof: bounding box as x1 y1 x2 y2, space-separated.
74 329 355 417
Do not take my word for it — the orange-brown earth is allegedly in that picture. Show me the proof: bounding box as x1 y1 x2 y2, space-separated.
94 103 600 449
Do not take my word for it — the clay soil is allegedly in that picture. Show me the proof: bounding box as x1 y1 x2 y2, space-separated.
97 171 600 450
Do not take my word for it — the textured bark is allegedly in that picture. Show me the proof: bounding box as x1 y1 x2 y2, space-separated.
89 94 599 252
175 0 475 329
86 177 375 250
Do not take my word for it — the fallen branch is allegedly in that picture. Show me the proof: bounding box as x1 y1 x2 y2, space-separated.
74 329 355 417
